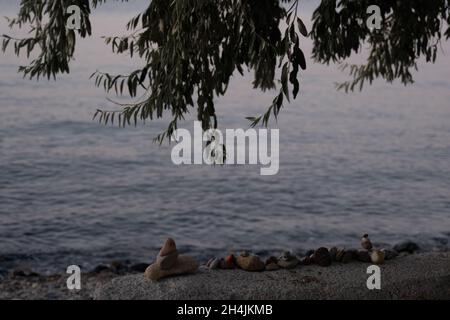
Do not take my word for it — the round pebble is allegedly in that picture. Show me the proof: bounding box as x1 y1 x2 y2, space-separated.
313 247 332 267
361 234 373 250
341 251 353 263
209 258 220 269
356 249 371 262
371 250 385 265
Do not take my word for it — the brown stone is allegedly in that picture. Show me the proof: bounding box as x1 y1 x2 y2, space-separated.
381 248 398 260
277 251 299 269
207 258 220 269
348 249 358 259
144 255 198 281
240 251 250 257
236 255 265 271
265 263 280 271
265 256 278 265
225 254 235 267
266 256 280 271
341 251 353 263
219 255 235 269
206 258 215 268
265 257 280 271
371 250 385 265
335 248 345 262
300 256 312 266
329 247 338 261
356 249 371 262
313 247 332 267
361 234 373 250
159 238 177 256
277 258 299 269
156 250 179 270
278 259 299 269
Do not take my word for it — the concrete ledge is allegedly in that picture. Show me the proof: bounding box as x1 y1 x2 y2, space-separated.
94 252 450 300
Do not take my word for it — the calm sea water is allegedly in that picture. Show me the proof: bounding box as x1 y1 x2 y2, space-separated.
1 1 450 274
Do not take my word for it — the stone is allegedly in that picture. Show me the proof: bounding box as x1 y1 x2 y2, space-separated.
393 241 420 254
11 268 39 278
145 255 199 281
277 251 299 269
205 258 214 267
208 258 220 270
236 255 265 272
156 249 179 270
130 263 149 273
361 234 373 250
224 254 236 268
265 263 279 271
313 247 332 267
371 250 385 265
381 249 399 260
110 260 129 273
277 258 299 268
335 248 345 262
350 249 359 259
300 256 312 266
356 249 371 262
278 260 298 269
341 251 353 263
278 251 292 261
329 247 338 261
219 256 235 269
92 265 110 273
240 250 250 257
266 256 278 264
159 238 177 256
265 256 279 269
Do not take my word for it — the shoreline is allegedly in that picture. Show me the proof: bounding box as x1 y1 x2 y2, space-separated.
2 238 447 276
1 250 449 300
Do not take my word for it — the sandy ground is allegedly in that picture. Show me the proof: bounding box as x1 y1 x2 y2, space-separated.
95 252 450 300
1 252 449 300
0 271 120 300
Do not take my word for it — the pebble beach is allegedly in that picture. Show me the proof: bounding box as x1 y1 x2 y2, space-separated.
1 238 448 300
